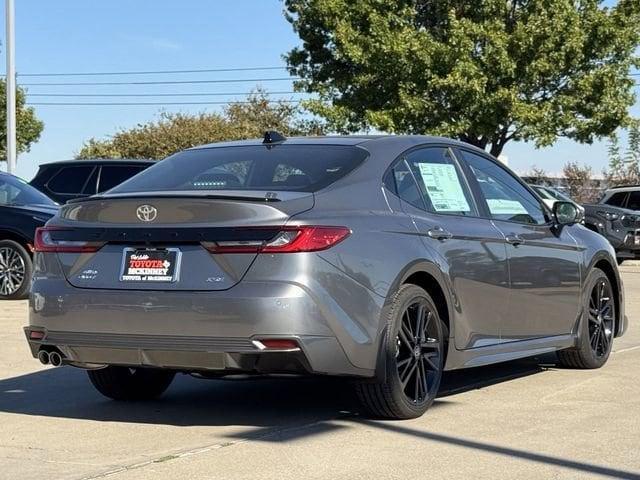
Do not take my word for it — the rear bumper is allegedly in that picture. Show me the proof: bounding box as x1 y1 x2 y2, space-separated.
27 278 378 377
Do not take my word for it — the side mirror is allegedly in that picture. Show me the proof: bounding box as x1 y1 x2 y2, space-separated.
553 201 579 226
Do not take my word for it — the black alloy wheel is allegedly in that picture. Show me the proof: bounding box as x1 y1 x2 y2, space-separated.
587 277 615 359
557 268 616 369
396 300 442 405
356 284 444 419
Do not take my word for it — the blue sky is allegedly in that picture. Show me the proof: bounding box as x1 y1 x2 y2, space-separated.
0 0 636 180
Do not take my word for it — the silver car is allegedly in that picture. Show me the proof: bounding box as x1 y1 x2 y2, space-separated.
25 134 627 419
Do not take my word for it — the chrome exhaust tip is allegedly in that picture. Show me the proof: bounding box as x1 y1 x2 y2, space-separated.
37 350 50 365
49 351 63 367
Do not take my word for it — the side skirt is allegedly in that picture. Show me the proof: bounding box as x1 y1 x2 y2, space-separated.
444 334 575 371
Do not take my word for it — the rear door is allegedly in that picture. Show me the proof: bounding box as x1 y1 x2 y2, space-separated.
387 146 510 350
456 148 582 340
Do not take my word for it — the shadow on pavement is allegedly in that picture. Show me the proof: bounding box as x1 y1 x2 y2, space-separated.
3 355 638 479
0 354 551 427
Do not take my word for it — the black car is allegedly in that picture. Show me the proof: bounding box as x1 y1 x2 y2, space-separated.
583 185 640 263
30 159 154 204
0 172 58 299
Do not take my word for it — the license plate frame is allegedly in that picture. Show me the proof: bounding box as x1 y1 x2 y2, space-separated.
119 248 182 283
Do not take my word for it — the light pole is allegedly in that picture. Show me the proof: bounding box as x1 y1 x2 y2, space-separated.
5 0 16 174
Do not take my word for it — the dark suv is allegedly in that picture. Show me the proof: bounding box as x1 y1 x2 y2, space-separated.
583 185 640 263
30 159 154 204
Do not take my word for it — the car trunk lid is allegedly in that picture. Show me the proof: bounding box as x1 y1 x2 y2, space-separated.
50 192 313 291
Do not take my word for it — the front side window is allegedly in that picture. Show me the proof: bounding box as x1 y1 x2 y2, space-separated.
109 145 368 194
404 147 476 216
460 150 547 225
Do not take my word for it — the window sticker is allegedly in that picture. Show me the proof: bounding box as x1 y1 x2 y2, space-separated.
417 163 471 212
486 198 528 215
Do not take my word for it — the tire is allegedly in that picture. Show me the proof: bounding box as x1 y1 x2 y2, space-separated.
557 268 615 369
87 366 175 401
355 284 444 419
0 240 32 300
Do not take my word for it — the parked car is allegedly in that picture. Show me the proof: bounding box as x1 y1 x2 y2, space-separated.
30 159 154 204
26 134 626 419
583 185 640 263
529 184 585 219
0 172 58 299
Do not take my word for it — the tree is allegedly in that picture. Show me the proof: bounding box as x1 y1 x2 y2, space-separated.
604 123 640 187
76 90 322 159
0 79 44 161
285 0 640 156
563 161 597 203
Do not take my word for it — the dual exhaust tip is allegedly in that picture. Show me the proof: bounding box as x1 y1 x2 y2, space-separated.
37 349 63 367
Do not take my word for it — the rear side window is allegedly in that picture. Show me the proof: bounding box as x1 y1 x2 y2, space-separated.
99 165 148 192
606 192 628 208
47 166 94 194
404 147 476 216
109 145 368 194
389 160 426 210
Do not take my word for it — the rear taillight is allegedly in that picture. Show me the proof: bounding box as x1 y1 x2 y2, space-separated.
202 226 351 254
34 227 105 253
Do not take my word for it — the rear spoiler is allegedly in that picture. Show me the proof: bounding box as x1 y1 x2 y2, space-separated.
66 191 284 205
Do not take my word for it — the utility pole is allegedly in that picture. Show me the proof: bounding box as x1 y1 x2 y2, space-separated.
5 0 16 174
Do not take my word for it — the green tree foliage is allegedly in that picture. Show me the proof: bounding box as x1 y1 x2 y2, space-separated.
0 79 44 160
563 161 597 203
76 90 322 159
605 123 640 186
285 0 640 156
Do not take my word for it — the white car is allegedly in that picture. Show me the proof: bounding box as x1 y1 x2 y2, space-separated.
530 184 585 218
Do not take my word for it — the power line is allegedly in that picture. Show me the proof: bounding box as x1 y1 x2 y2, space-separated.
26 100 303 106
19 77 298 87
26 91 302 97
16 66 288 77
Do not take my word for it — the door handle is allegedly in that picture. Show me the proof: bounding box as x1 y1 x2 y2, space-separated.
505 234 525 246
427 226 453 241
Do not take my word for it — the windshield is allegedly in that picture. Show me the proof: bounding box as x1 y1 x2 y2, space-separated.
545 187 573 202
532 186 554 200
532 185 573 202
109 145 368 194
0 175 56 206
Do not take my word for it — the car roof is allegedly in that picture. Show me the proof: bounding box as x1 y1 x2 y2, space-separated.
189 134 477 151
37 158 155 168
604 185 640 193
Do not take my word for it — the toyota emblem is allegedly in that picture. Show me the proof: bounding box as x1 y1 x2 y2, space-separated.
136 204 157 222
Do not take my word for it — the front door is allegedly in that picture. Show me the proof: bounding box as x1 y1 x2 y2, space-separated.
387 146 510 350
457 149 582 340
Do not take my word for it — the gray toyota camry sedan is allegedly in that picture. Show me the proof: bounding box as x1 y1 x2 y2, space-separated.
26 133 627 419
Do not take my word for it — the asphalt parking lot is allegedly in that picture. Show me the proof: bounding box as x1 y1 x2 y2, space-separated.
1 267 640 480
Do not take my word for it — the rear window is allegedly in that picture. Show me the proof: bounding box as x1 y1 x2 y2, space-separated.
109 145 368 194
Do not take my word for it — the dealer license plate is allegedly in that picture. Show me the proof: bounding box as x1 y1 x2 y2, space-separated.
120 248 181 283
